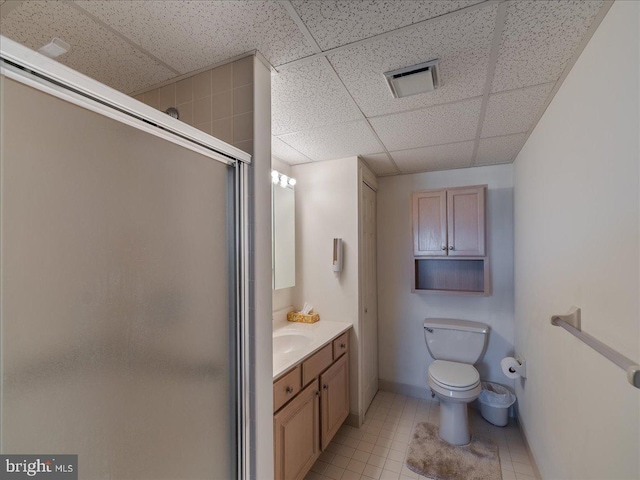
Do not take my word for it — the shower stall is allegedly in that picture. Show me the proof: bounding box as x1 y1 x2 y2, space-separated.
0 37 250 479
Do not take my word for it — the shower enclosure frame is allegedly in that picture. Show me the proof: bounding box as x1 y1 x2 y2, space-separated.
0 36 253 480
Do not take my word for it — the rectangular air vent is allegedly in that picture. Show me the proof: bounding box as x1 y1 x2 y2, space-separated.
383 59 440 99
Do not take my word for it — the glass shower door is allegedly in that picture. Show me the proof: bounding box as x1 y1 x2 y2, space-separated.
1 76 237 479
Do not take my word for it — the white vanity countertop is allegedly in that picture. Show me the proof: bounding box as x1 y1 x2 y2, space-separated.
273 320 352 380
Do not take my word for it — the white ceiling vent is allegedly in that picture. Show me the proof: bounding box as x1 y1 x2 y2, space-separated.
383 59 441 99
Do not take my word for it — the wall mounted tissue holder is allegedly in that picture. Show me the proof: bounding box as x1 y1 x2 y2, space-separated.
551 306 640 389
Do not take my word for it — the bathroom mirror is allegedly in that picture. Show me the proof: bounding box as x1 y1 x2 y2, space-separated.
272 182 295 289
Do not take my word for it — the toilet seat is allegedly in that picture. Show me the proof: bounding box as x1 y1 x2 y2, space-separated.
428 360 480 391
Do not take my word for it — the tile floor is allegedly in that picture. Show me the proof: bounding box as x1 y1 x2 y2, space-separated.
305 390 539 480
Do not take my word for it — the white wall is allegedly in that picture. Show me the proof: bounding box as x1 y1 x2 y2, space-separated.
252 56 273 479
512 2 639 478
377 165 515 397
291 157 362 417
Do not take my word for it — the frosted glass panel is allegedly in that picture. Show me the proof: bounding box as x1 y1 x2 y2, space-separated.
1 77 234 479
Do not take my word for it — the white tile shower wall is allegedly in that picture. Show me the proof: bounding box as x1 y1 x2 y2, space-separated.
376 165 515 395
512 2 639 478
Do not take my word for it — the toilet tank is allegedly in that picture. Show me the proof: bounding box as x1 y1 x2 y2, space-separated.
423 318 489 364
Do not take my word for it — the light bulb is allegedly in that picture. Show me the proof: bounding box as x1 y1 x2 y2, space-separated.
280 175 288 188
288 178 296 186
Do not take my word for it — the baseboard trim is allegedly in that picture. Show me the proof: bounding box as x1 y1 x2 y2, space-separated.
517 413 543 479
378 379 432 400
345 412 364 428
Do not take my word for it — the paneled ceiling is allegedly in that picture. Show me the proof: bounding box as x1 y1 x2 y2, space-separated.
0 0 607 175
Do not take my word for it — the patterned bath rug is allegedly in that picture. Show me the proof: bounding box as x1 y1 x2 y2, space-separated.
406 422 502 480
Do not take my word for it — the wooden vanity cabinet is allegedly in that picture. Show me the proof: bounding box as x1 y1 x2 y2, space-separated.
274 381 321 480
273 332 350 480
320 354 349 450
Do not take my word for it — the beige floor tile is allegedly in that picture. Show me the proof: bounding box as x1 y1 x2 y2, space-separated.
379 470 400 480
357 441 376 453
331 455 350 468
362 464 383 479
341 470 362 480
383 458 403 474
352 449 371 463
513 462 535 476
324 465 345 480
346 459 367 474
367 454 386 469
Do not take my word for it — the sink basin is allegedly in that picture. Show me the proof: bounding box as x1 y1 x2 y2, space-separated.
273 333 312 355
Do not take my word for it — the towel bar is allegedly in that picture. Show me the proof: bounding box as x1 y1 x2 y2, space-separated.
551 307 640 389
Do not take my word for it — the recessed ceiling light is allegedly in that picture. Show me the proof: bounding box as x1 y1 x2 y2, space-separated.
383 59 441 99
38 38 71 59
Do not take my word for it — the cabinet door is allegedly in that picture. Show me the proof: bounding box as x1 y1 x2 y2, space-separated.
274 381 320 480
320 354 349 450
446 186 485 256
412 191 447 256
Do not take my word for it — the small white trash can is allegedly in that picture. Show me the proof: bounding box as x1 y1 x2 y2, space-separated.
478 381 516 427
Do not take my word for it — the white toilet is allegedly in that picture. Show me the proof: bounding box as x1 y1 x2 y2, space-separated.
424 318 489 446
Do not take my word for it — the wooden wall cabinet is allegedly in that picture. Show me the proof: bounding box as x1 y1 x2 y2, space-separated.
412 185 489 295
413 186 485 257
273 332 350 480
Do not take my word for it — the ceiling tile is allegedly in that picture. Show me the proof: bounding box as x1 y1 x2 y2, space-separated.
327 4 497 117
75 0 316 74
481 82 554 138
291 0 484 51
276 121 381 161
391 141 474 173
475 133 527 165
369 98 482 152
272 57 362 136
491 0 604 93
272 136 313 165
360 153 398 176
0 0 176 93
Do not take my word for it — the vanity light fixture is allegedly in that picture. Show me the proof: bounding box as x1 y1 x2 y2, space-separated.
271 170 296 189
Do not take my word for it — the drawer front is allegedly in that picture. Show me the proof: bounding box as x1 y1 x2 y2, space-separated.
333 332 349 360
273 365 302 412
302 344 333 386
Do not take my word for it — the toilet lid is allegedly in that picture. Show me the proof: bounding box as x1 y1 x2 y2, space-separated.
429 360 480 388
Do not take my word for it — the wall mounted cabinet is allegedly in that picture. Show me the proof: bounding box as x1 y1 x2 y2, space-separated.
412 186 485 256
412 185 489 295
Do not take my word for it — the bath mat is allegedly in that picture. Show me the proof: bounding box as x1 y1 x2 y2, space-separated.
406 422 502 480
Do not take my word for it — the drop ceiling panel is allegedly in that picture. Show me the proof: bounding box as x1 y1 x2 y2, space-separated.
276 120 381 162
0 1 176 93
481 82 554 138
75 0 316 74
291 0 485 51
272 58 362 136
370 98 482 152
272 136 313 165
491 0 603 93
391 141 474 173
360 153 398 176
327 4 497 117
475 133 527 165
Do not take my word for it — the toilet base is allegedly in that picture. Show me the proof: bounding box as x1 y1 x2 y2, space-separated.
438 400 470 446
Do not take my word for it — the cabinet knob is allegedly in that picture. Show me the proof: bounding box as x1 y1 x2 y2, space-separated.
441 246 447 250
340 343 346 349
285 386 293 394
315 390 320 397
448 245 454 250
323 384 329 390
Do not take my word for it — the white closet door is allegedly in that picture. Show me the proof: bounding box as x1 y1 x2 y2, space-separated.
362 182 378 413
